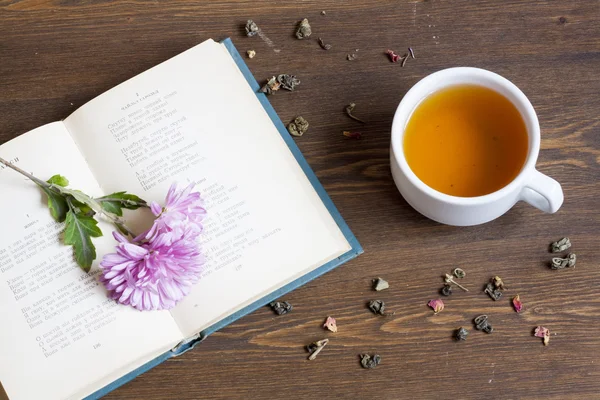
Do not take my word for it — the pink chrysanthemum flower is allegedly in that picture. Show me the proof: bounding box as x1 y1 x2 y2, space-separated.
100 183 206 311
141 183 206 243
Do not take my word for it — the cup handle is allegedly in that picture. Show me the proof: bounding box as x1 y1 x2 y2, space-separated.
520 169 564 213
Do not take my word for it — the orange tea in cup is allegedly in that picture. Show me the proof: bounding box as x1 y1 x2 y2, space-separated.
403 84 528 197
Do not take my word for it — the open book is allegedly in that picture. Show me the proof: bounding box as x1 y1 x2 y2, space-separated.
0 38 361 400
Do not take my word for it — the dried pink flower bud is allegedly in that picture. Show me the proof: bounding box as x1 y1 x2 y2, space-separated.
512 295 523 313
534 326 550 346
386 49 401 62
427 299 444 314
323 316 338 332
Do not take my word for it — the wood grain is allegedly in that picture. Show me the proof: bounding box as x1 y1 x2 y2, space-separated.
1 1 599 399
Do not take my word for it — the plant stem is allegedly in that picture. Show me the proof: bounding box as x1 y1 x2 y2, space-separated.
0 156 51 188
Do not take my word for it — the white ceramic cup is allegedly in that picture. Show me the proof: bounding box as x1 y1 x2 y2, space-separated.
390 67 563 226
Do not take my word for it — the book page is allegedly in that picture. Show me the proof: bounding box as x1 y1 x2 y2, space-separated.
64 39 351 338
0 123 182 400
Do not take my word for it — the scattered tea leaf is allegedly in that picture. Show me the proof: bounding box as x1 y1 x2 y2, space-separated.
409 47 415 59
259 76 280 95
247 50 256 58
307 338 329 360
492 276 506 290
453 268 466 279
343 131 362 139
347 53 357 61
323 316 338 333
359 354 381 369
318 37 332 50
400 53 409 67
372 277 389 291
512 294 523 313
345 103 365 123
277 74 300 91
427 299 444 314
550 237 571 253
455 327 469 341
288 116 309 137
474 315 493 333
270 301 293 315
440 284 453 296
368 300 389 315
245 20 259 37
484 282 503 301
551 253 576 269
534 326 550 346
444 274 469 291
295 18 312 39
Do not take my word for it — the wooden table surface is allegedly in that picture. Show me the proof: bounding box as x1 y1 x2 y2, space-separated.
1 1 599 399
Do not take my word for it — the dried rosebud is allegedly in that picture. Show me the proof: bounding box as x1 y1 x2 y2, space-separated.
534 326 550 346
343 131 362 139
512 294 523 313
427 299 444 314
323 316 338 332
386 49 401 63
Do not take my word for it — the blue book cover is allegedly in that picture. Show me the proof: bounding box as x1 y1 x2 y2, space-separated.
85 38 363 400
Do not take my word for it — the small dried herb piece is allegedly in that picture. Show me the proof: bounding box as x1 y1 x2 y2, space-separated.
245 20 259 37
259 76 280 95
453 268 466 279
440 284 453 296
550 237 571 253
484 282 503 301
492 276 506 290
444 274 469 291
372 277 389 291
343 131 362 139
551 253 576 269
386 49 401 62
323 316 338 332
287 116 309 137
408 47 415 59
277 74 300 91
400 54 409 67
427 299 444 314
347 53 357 61
318 37 332 50
247 50 256 59
270 301 293 315
321 10 326 15
512 294 523 313
295 18 312 39
345 103 365 123
455 327 469 341
474 315 493 334
359 354 381 369
368 299 390 315
534 326 550 346
307 338 329 360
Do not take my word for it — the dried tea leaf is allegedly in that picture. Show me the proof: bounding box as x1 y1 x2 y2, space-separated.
277 74 300 91
245 20 259 37
550 237 571 253
453 268 466 279
368 300 387 315
534 326 550 346
259 76 280 95
551 253 576 269
474 315 493 334
323 316 337 332
318 37 332 50
270 301 293 315
287 116 309 137
247 50 256 59
493 276 506 290
455 327 469 341
409 47 415 59
372 277 389 291
427 299 444 314
512 294 523 313
307 338 329 360
359 354 381 369
295 18 312 39
345 103 365 123
346 53 357 61
485 282 503 301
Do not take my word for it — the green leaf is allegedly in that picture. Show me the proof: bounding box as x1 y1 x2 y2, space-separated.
64 210 103 272
96 192 148 217
41 187 69 222
47 175 69 187
71 200 96 217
